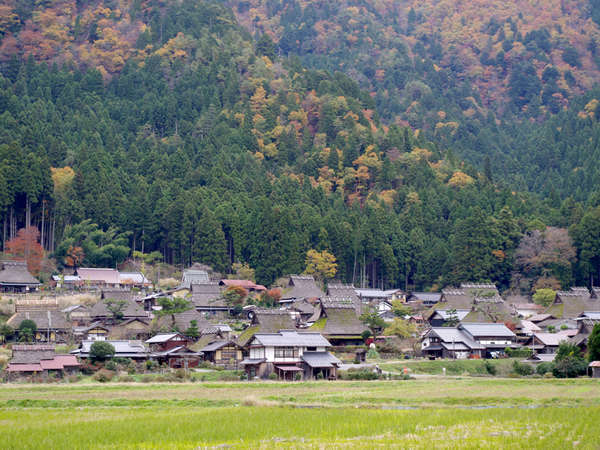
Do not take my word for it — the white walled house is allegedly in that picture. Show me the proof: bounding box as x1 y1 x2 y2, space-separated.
241 330 340 380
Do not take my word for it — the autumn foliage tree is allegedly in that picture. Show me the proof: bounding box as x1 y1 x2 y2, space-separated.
5 227 44 275
304 249 337 282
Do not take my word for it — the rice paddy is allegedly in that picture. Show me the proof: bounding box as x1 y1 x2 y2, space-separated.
1 378 599 448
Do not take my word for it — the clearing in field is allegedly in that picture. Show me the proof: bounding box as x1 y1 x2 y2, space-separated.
1 378 599 448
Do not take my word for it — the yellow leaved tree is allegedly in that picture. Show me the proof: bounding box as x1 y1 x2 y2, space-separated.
304 249 337 282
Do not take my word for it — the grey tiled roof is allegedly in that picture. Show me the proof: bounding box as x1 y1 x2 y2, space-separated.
301 351 341 368
252 331 331 347
460 323 516 338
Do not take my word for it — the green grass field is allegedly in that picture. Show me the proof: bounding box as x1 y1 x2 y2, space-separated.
1 378 599 448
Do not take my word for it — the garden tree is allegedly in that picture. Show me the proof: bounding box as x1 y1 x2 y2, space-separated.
185 319 200 339
359 312 387 335
104 299 127 322
442 309 460 327
223 286 248 307
258 288 281 307
157 297 192 317
391 300 411 318
90 341 116 362
588 323 600 363
361 329 372 341
552 342 587 378
532 288 556 307
5 226 44 275
230 262 255 281
383 318 417 338
571 207 600 285
0 322 14 343
304 249 337 282
18 319 37 342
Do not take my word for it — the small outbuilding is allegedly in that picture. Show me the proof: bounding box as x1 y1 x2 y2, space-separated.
590 361 600 378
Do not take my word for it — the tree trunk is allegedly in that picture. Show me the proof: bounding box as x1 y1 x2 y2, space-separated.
26 195 31 229
3 215 6 252
9 206 14 240
40 200 45 251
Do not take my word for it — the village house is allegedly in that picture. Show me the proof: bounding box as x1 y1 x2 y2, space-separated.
73 340 149 361
309 298 368 345
355 288 405 308
406 292 442 307
191 282 230 317
421 323 518 359
146 333 201 368
589 361 600 378
73 322 110 341
570 312 600 353
327 284 363 314
5 344 79 380
62 304 91 326
108 318 152 340
7 309 71 342
523 332 570 354
155 309 209 336
279 275 324 304
237 309 298 347
544 288 600 319
219 279 266 293
199 340 244 369
427 309 470 327
119 272 152 288
51 274 83 290
180 268 210 290
0 260 40 293
76 268 121 289
89 298 149 324
241 330 340 380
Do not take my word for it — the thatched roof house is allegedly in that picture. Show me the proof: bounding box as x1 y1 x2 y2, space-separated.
310 298 367 345
280 275 324 303
0 260 40 293
237 309 298 346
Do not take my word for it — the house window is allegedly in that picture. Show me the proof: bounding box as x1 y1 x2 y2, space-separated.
274 347 296 358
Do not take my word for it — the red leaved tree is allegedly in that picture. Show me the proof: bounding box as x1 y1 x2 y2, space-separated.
5 226 44 275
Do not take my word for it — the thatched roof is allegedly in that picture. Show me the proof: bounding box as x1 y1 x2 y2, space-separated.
318 299 367 336
7 310 70 330
191 282 227 308
0 261 40 286
237 309 297 346
281 275 324 301
155 309 210 332
89 298 147 320
545 291 600 318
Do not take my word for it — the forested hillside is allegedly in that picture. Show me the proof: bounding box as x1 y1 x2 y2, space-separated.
1 0 600 292
226 0 600 200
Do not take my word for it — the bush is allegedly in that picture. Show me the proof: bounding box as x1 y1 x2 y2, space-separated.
174 369 187 380
512 360 534 376
141 374 154 383
145 360 158 371
294 373 302 381
553 342 587 378
93 369 115 383
484 360 497 375
366 347 380 359
505 347 533 358
268 373 278 380
116 375 134 382
105 360 117 371
90 341 115 362
343 368 380 380
536 362 553 375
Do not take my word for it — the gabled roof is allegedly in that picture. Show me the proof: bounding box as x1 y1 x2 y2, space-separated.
302 351 341 368
0 260 40 286
75 340 148 356
90 298 147 319
219 279 266 291
519 320 542 333
251 330 331 347
320 302 368 336
545 291 600 318
237 309 298 346
281 275 324 301
430 309 470 321
7 310 70 330
408 292 442 303
62 304 90 314
191 282 226 308
425 327 485 350
578 311 600 320
531 333 570 346
355 288 402 299
181 269 210 289
77 268 120 284
199 340 240 352
460 323 516 338
146 333 187 344
156 309 210 332
119 272 150 285
327 284 360 301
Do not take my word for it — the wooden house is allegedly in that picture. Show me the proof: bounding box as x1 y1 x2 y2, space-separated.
89 298 148 324
154 309 209 336
544 288 600 319
108 318 151 340
237 309 298 347
241 330 340 380
309 298 368 345
427 309 470 327
327 284 363 314
76 268 120 289
181 268 210 290
0 260 40 293
191 282 229 317
62 305 91 326
200 340 244 369
73 340 149 360
406 292 442 307
523 332 569 354
5 344 79 380
146 333 201 368
279 275 324 304
73 322 110 341
7 310 71 342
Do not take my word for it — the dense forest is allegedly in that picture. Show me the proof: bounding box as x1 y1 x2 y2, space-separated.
1 0 600 292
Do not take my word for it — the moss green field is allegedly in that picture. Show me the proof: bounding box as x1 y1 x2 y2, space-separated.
1 378 600 448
